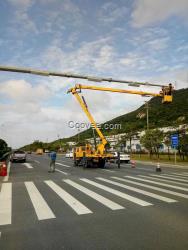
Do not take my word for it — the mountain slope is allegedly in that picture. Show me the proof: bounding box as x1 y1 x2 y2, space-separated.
75 87 188 139
21 88 188 150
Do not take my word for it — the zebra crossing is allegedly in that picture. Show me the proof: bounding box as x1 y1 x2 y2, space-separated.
0 172 188 226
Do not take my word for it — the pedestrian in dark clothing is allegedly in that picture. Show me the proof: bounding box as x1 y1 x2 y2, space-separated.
48 151 57 173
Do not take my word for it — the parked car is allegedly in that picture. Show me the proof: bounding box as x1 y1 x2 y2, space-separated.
65 152 73 158
10 150 27 163
113 152 130 163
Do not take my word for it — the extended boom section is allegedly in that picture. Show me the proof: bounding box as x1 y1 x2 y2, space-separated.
67 83 173 168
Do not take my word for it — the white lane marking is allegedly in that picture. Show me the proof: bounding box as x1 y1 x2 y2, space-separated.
0 183 12 225
56 162 71 168
172 173 188 177
25 182 55 220
3 162 11 182
150 174 188 183
23 163 33 169
81 178 152 207
55 169 69 175
135 175 188 187
97 178 176 203
34 160 40 164
64 179 124 210
113 177 188 199
131 175 188 192
162 174 188 180
102 169 115 173
45 180 92 215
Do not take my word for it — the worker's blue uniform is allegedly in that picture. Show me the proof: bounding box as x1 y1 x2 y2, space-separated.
49 151 57 172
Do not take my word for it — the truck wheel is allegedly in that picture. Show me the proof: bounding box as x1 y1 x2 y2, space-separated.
99 159 105 168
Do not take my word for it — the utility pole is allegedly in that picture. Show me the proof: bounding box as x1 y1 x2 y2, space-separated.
145 101 149 130
57 134 62 151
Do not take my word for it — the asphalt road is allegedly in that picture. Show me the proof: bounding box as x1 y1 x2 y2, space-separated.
0 154 188 250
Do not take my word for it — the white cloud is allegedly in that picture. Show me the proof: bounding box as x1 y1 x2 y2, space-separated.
132 0 188 28
0 80 51 102
150 68 188 89
98 2 128 23
42 37 116 73
147 37 169 50
7 0 38 33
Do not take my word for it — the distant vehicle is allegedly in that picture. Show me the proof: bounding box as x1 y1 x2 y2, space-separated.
10 150 26 163
113 152 130 163
44 149 50 153
65 152 73 158
27 151 31 154
36 148 43 155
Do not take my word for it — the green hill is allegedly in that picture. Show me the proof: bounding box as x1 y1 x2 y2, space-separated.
74 87 188 139
22 88 188 151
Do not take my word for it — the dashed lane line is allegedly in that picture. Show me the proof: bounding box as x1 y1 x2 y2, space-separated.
23 163 33 169
55 169 69 175
56 162 71 168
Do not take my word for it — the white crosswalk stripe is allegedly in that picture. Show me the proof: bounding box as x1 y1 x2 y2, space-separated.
80 178 152 206
45 180 92 215
171 173 188 177
162 174 188 180
128 175 188 191
2 173 188 227
25 181 55 220
56 169 69 175
97 178 177 203
64 179 124 210
135 175 188 187
150 174 188 183
23 163 33 169
56 162 71 168
0 183 12 225
182 172 188 176
112 177 188 199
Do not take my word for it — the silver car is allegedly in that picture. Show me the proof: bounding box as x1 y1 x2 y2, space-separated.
10 150 26 163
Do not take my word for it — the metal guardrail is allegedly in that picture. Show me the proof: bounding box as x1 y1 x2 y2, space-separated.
0 151 11 162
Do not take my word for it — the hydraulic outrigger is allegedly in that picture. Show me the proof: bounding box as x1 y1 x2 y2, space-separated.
67 83 173 168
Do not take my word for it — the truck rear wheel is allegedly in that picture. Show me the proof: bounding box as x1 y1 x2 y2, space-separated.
99 159 105 168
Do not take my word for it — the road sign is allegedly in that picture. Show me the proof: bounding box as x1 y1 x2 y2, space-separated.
171 134 179 148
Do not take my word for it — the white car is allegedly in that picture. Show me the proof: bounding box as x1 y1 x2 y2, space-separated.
65 152 73 158
113 152 130 163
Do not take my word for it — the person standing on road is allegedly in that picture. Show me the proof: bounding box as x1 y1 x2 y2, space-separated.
48 151 57 173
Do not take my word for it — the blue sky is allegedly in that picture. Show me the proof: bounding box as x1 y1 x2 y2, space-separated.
0 0 188 148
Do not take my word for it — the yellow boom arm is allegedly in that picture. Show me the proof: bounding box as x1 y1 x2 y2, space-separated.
69 88 107 155
67 83 173 155
70 83 173 103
